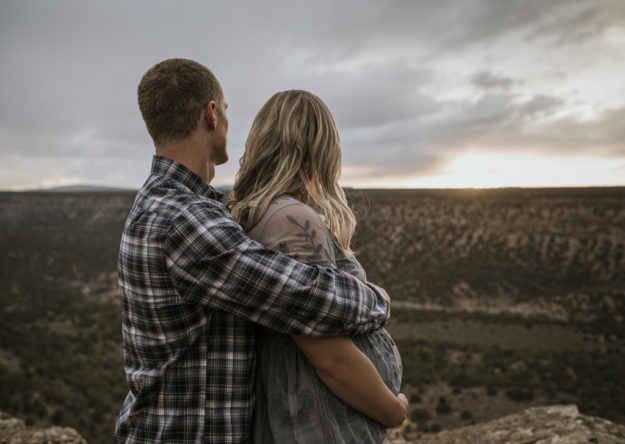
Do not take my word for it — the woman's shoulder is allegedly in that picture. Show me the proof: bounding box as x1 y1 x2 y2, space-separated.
251 195 328 241
249 194 336 266
270 194 321 217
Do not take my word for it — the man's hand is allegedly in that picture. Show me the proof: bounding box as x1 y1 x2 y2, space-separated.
369 283 391 325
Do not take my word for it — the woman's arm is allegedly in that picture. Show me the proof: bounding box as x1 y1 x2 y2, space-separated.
292 335 407 427
255 200 406 426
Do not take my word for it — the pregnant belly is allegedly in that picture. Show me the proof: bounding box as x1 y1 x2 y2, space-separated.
351 328 402 394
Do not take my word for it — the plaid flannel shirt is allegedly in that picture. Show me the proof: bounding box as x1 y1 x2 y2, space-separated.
114 156 389 443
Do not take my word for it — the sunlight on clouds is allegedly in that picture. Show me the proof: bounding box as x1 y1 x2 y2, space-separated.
604 26 625 45
417 152 625 188
343 152 625 188
1 155 84 191
549 103 601 122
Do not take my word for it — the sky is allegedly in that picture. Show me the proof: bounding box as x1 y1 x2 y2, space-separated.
1 0 624 190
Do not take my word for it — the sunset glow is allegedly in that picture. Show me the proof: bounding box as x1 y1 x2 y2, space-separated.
342 152 625 189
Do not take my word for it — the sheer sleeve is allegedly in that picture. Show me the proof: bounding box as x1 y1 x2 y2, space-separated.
252 199 337 268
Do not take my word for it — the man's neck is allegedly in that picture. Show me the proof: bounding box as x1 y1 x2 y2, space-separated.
156 142 211 184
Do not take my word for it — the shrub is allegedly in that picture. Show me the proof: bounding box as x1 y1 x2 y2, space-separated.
506 387 535 401
435 397 452 414
410 407 431 424
461 410 473 420
52 409 64 424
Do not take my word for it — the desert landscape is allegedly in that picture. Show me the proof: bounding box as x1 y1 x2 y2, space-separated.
1 187 624 443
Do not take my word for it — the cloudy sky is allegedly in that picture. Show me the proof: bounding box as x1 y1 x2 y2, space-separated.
1 0 624 190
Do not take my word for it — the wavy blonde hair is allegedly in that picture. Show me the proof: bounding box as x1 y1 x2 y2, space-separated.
228 90 356 256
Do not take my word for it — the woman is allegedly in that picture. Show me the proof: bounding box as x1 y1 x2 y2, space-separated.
228 90 406 443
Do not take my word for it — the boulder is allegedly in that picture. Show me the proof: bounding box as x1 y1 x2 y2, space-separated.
388 405 625 444
0 412 86 444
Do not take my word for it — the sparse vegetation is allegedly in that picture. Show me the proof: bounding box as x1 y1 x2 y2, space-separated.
347 187 625 434
0 191 133 443
1 188 624 442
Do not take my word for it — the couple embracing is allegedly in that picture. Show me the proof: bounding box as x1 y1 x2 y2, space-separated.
115 58 406 444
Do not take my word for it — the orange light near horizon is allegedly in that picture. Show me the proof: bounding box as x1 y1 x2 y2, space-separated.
342 152 625 188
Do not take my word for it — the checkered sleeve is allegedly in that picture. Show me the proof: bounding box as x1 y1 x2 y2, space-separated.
165 202 389 337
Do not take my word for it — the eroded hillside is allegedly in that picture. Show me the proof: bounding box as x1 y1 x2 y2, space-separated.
351 188 625 323
1 188 624 442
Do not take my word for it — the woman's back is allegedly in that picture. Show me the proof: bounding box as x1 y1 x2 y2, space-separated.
249 195 402 444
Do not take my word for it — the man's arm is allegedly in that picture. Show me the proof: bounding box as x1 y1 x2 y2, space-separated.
165 202 388 337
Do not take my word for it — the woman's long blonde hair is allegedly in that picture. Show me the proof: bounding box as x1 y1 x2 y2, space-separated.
228 90 356 256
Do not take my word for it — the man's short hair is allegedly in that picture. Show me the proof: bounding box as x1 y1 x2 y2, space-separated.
138 58 223 146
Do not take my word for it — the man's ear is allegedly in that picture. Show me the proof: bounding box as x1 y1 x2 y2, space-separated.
205 101 217 129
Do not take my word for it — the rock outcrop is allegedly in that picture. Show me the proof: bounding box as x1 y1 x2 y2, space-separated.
387 405 625 444
0 412 86 444
2 405 625 444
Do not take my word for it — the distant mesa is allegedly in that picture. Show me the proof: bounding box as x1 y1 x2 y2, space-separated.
36 184 137 193
35 184 234 193
215 185 232 193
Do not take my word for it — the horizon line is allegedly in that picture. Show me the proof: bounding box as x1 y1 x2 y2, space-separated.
2 183 625 193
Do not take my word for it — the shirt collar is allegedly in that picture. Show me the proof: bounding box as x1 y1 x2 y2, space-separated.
150 155 224 201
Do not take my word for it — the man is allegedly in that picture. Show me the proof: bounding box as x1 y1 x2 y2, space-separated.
114 58 390 443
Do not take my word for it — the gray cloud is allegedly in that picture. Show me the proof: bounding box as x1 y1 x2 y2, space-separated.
337 89 625 181
0 0 624 188
471 71 518 91
526 2 625 46
519 106 625 156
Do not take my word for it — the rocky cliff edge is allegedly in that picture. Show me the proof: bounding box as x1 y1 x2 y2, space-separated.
388 405 625 444
2 405 625 443
0 412 86 444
